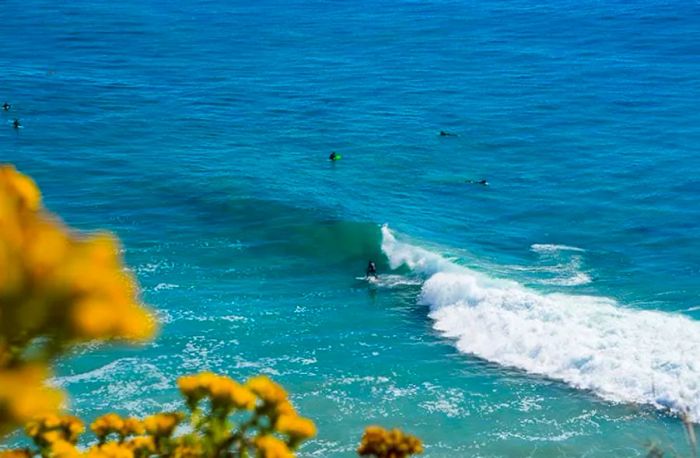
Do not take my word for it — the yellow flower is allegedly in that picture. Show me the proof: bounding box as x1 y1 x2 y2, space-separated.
70 299 118 340
24 414 83 446
91 413 124 438
86 441 134 458
274 414 316 441
208 376 257 411
50 439 83 458
66 248 155 343
273 400 296 418
62 415 85 443
125 436 155 454
0 449 32 458
120 418 144 437
0 166 159 439
24 220 69 278
177 375 199 395
357 426 423 458
254 435 293 458
143 413 182 437
190 372 217 391
26 414 58 438
177 375 205 407
246 376 287 406
0 365 62 433
0 165 41 211
171 439 204 458
41 429 63 444
115 303 156 342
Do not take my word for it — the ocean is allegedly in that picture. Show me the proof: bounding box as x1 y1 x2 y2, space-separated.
2 0 700 455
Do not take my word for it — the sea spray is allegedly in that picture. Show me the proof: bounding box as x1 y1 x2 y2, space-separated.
381 226 700 421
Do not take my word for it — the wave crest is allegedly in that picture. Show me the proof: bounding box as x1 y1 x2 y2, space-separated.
381 226 700 421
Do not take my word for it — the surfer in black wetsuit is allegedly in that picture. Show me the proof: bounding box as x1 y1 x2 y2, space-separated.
12 119 21 129
329 152 339 161
439 130 457 137
466 179 488 186
366 260 378 279
2 102 10 111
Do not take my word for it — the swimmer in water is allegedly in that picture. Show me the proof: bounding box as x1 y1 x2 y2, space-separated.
2 102 10 111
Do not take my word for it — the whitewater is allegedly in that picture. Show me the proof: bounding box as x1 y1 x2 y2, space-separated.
381 226 700 421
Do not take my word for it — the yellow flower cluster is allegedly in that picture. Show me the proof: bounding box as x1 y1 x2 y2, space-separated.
274 414 317 442
0 165 155 346
0 365 63 436
176 372 316 454
85 441 133 458
0 165 157 436
357 426 424 458
90 414 124 439
178 372 256 412
2 373 320 457
246 375 288 406
254 435 293 458
125 436 155 455
25 414 84 445
0 450 31 458
90 414 146 443
168 438 202 458
143 413 183 438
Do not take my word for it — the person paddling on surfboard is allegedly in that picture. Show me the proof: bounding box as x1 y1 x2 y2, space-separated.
329 151 341 161
2 102 10 111
366 260 378 279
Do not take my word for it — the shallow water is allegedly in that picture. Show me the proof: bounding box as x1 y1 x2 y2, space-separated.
3 0 700 455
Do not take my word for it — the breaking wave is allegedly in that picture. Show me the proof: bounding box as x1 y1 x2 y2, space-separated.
381 226 700 421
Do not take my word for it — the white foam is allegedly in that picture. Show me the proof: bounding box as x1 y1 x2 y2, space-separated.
507 257 593 287
540 271 592 286
355 274 422 288
381 226 700 421
154 283 179 291
531 243 585 253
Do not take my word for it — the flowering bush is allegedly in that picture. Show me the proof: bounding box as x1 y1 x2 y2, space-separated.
0 373 423 458
0 165 155 436
0 373 316 457
358 426 423 458
0 166 423 458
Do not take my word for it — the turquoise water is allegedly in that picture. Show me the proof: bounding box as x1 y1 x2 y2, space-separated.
3 0 700 455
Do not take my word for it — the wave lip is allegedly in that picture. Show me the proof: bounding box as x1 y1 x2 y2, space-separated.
381 226 700 421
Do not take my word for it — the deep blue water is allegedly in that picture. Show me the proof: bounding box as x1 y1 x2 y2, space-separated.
2 1 700 456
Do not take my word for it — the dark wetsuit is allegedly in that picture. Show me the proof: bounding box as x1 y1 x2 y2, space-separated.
366 261 378 278
329 152 339 161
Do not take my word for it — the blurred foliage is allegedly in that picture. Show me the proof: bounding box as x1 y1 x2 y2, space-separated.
0 165 155 435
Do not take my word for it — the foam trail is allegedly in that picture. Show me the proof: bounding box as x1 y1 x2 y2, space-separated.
531 243 585 253
381 226 700 421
